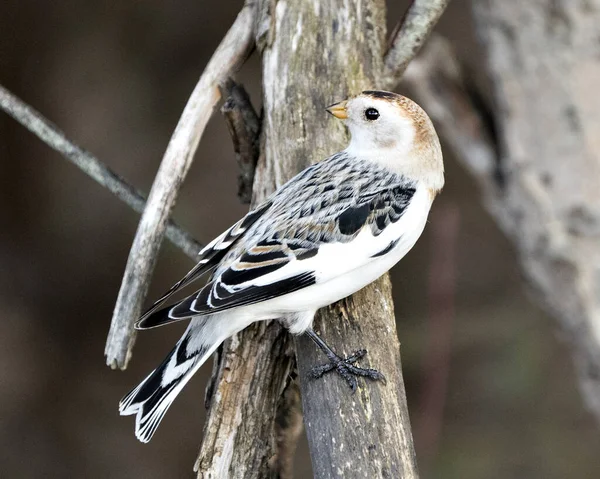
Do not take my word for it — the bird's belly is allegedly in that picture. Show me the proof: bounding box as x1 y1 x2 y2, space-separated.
256 226 422 315
245 186 432 319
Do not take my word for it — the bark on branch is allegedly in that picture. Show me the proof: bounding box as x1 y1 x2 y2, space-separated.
404 0 600 425
382 0 451 90
220 79 261 204
196 0 453 477
105 1 258 370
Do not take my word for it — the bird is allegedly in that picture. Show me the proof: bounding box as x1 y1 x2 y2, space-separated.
119 90 444 443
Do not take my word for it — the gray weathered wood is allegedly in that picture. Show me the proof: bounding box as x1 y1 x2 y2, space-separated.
382 0 450 90
197 0 429 477
296 279 417 478
195 322 296 478
405 1 600 425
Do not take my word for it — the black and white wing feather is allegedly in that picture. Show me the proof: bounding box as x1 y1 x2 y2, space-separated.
140 153 419 325
135 200 273 329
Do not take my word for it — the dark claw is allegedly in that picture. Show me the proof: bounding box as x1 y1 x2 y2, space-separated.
308 348 386 391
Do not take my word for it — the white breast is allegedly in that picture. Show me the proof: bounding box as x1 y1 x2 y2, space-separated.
246 185 433 319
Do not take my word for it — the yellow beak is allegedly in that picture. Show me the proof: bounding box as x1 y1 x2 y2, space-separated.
326 100 348 119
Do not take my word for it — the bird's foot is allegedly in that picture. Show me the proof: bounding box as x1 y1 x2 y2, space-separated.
309 349 386 392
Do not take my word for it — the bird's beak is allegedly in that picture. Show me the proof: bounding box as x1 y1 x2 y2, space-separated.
326 100 348 119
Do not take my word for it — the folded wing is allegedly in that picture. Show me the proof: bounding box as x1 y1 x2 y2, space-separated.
135 200 273 329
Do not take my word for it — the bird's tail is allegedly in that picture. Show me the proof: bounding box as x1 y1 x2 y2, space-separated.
119 317 228 443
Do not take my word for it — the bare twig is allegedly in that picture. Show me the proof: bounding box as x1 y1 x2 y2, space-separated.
105 1 258 370
220 79 261 204
381 0 451 90
0 84 203 260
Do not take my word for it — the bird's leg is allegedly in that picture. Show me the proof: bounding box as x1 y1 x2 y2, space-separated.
304 328 386 392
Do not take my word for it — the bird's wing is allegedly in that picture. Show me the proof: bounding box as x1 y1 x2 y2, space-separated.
165 170 420 320
135 200 273 328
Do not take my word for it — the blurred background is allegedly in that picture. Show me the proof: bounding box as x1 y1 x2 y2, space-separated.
1 0 599 477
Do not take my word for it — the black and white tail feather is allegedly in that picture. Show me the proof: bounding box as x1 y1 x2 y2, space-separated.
119 337 216 443
118 203 273 442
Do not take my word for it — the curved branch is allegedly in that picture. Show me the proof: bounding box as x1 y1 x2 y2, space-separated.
0 84 202 260
105 0 258 370
381 0 450 90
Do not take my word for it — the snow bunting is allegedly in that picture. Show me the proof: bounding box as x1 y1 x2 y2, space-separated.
120 90 444 442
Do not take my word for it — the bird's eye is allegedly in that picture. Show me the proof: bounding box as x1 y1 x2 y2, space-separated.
365 108 380 121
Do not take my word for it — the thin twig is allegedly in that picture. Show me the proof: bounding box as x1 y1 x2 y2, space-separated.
381 0 451 90
0 84 202 260
105 1 258 370
220 79 261 204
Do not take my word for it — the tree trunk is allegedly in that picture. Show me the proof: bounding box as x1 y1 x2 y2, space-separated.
469 0 600 420
196 0 419 477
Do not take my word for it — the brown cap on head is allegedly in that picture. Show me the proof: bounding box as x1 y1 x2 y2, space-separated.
354 90 444 195
361 91 432 132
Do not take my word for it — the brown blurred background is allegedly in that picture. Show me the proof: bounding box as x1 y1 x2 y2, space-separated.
1 0 599 477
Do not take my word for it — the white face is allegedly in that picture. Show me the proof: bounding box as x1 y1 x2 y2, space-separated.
343 95 416 156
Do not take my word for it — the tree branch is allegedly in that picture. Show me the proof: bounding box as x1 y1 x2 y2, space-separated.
197 1 420 477
381 0 451 90
404 7 600 427
0 84 203 260
105 0 258 370
220 79 261 204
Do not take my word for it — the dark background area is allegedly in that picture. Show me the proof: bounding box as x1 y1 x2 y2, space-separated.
1 1 599 477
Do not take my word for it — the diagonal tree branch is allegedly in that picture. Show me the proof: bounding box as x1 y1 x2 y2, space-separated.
0 84 203 260
381 0 451 90
105 0 258 370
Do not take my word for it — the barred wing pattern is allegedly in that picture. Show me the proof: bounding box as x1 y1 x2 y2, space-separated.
155 152 417 322
135 201 273 329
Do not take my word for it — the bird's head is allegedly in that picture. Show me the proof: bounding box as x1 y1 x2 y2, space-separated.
327 90 444 193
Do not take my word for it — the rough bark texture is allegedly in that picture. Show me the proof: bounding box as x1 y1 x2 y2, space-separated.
197 0 419 477
468 0 600 422
296 278 417 478
195 323 295 478
220 79 261 205
405 1 600 424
